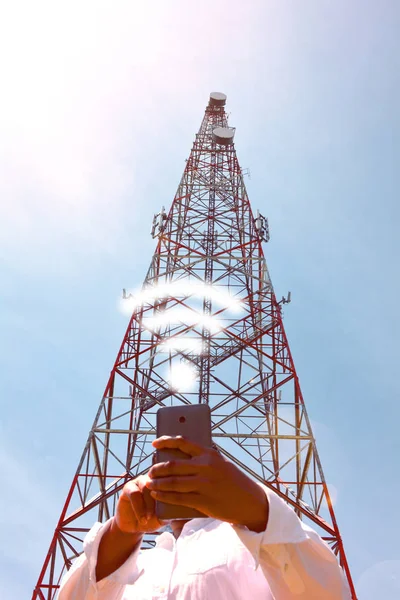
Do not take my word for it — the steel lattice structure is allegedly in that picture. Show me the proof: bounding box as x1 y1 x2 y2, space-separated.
33 92 356 599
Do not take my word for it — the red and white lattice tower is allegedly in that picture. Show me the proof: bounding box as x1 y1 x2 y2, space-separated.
33 92 356 599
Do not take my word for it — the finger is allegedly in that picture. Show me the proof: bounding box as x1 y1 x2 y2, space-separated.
152 436 205 457
141 485 156 520
147 475 202 493
128 489 147 527
149 490 201 509
149 459 201 479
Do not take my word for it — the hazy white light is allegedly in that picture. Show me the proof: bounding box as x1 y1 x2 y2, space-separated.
199 315 221 333
118 296 138 316
159 338 203 354
124 282 243 313
142 308 221 333
168 363 198 392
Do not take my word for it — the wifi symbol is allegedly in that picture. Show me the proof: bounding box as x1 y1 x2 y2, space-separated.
121 282 243 393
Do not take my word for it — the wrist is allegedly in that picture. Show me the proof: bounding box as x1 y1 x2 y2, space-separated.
238 492 269 533
111 517 143 542
96 519 142 582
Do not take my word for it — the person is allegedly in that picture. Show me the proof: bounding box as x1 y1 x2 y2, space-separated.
59 435 351 599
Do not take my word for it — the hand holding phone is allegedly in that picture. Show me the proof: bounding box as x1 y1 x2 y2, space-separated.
148 430 269 533
154 404 212 520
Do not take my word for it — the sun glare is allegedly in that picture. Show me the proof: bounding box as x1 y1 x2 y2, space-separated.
168 362 198 392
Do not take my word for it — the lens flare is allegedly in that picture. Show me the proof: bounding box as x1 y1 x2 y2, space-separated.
168 363 198 392
159 338 203 354
122 282 243 313
142 308 221 333
118 296 138 316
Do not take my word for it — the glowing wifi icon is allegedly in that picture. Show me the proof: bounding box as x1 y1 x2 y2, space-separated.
120 282 243 392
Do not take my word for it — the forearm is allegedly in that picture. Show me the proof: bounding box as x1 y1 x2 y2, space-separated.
233 485 351 599
96 518 143 582
237 482 269 533
259 536 350 598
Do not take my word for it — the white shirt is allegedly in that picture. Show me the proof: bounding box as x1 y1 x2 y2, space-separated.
59 485 351 599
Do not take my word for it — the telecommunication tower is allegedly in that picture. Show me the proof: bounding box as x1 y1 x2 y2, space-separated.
33 92 356 598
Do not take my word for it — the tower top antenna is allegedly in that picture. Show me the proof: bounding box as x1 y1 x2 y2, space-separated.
209 91 227 106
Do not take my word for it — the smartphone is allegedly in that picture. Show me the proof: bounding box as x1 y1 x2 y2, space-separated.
155 403 212 520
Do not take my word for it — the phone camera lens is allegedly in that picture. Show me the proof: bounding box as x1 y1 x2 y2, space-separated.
179 416 186 423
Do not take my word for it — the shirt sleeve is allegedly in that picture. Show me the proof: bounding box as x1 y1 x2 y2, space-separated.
58 519 142 600
231 485 352 599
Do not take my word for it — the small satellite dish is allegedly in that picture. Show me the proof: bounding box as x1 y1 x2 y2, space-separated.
212 127 235 146
209 92 227 106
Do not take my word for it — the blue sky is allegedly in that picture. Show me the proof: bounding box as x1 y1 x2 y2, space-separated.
0 1 399 598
